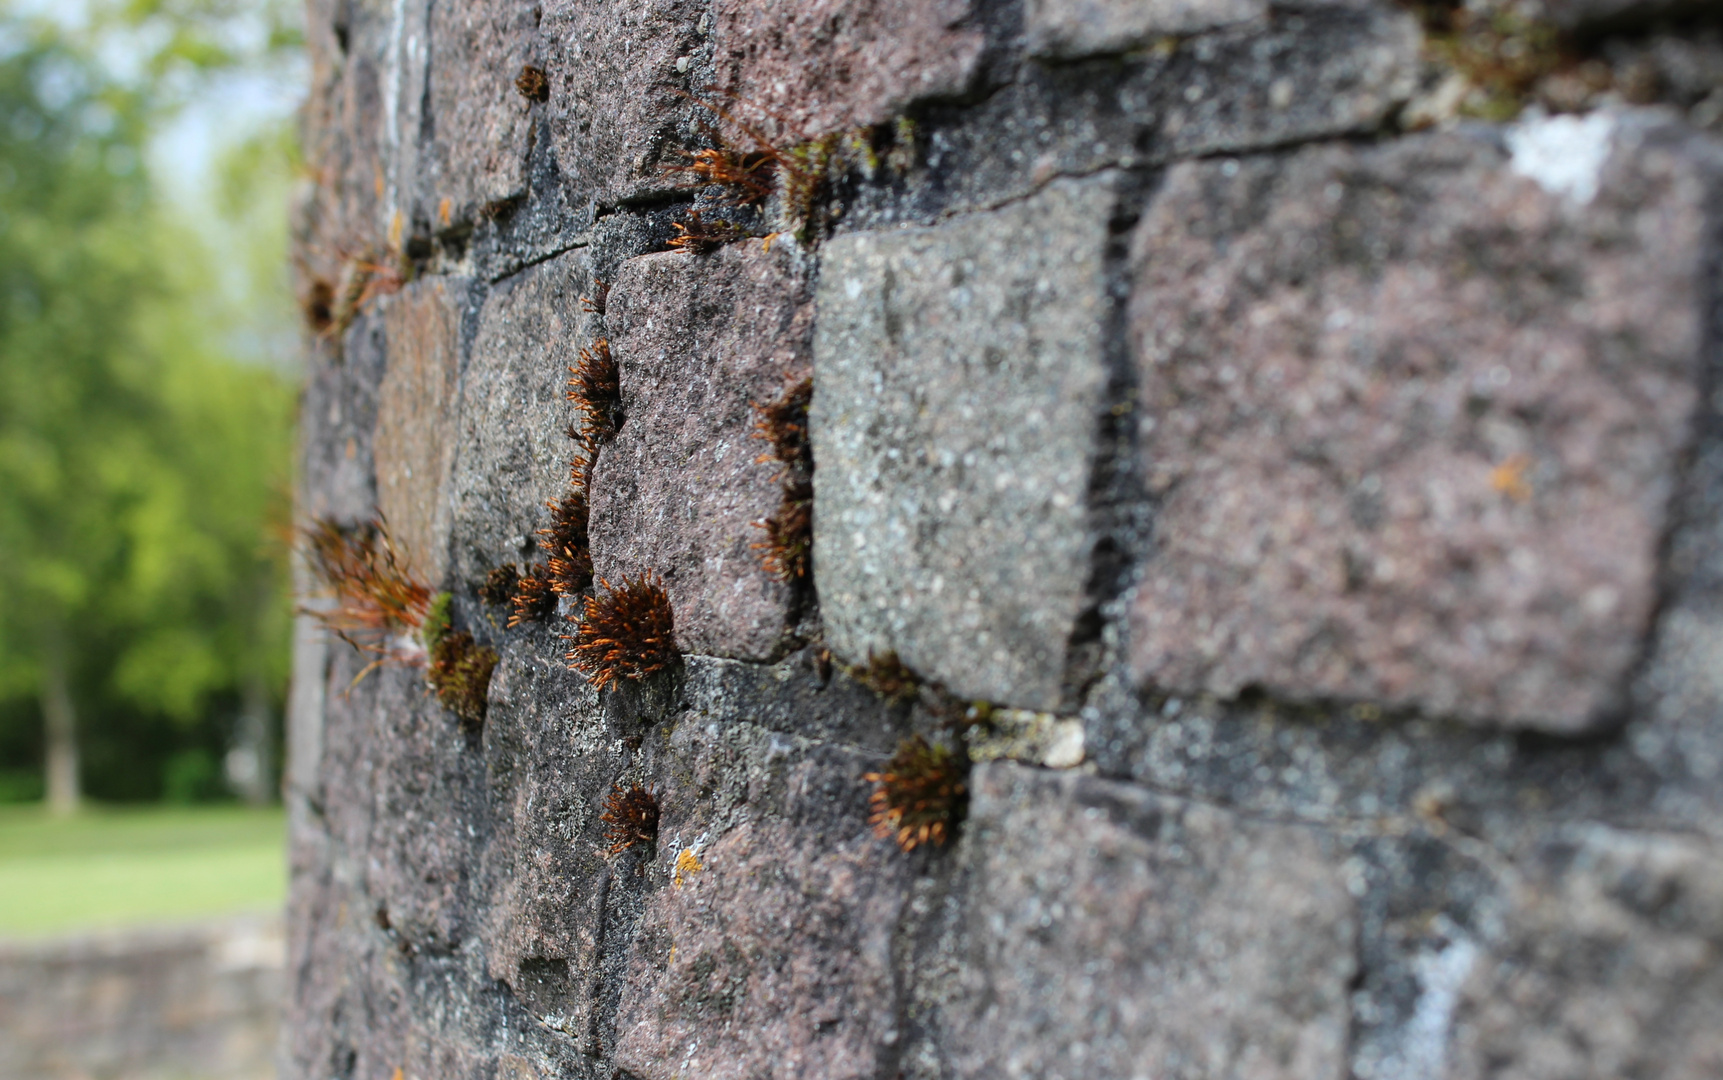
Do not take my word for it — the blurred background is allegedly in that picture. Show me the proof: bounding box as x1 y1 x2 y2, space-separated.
0 0 304 1075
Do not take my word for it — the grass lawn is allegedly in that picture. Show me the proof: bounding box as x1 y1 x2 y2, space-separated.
0 804 286 939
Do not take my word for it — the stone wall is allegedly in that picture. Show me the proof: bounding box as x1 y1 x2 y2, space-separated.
0 916 284 1080
284 2 1723 1078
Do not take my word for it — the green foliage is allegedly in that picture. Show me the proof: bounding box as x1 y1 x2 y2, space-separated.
162 748 225 803
0 11 296 801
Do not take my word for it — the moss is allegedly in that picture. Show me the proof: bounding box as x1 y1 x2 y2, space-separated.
300 516 434 642
566 574 679 690
848 651 919 706
427 630 499 729
599 783 660 856
864 735 967 852
478 564 520 607
421 591 453 651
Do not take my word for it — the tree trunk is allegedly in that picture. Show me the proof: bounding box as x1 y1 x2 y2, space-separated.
232 668 274 806
42 625 79 815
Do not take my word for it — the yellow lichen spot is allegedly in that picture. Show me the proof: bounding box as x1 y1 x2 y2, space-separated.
1490 453 1533 503
760 232 780 253
673 848 703 888
438 197 452 226
393 1069 404 1080
388 210 404 250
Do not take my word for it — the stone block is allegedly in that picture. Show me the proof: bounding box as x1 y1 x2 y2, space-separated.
450 250 601 588
611 722 911 1080
588 242 814 661
1447 827 1723 1079
541 0 705 211
712 0 985 136
421 0 538 225
376 277 469 584
476 651 616 1050
811 176 1115 711
1128 112 1722 732
933 762 1356 1080
1026 0 1266 59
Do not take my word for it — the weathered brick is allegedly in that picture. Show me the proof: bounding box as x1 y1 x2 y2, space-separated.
611 722 910 1080
375 277 469 583
812 176 1115 711
931 762 1357 1080
588 241 813 661
711 0 985 136
1128 112 1722 732
450 250 601 588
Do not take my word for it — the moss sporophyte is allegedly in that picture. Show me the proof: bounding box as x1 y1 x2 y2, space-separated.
865 735 967 853
566 574 678 690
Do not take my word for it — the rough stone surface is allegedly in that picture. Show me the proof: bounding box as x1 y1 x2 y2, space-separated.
450 249 601 589
589 241 814 661
375 277 468 582
540 0 705 212
611 721 911 1080
286 1 1723 1078
1128 113 1719 732
1448 827 1723 1079
711 0 985 137
1026 0 1266 58
813 176 1115 711
924 763 1357 1080
421 0 538 225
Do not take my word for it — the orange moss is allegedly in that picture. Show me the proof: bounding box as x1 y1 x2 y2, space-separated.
566 574 678 690
300 516 434 647
600 783 660 855
864 735 966 852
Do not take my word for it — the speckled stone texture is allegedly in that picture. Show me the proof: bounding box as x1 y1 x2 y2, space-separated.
540 0 705 211
1026 0 1266 58
1448 827 1723 1079
588 241 814 661
711 0 985 137
812 176 1115 711
422 0 538 224
449 249 601 587
1128 113 1721 733
926 763 1356 1080
611 722 911 1080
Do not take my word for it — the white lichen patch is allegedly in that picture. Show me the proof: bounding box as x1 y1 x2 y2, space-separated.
1507 110 1616 206
967 709 1086 768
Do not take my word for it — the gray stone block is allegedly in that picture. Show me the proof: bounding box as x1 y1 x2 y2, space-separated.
420 0 538 225
1447 827 1723 1079
450 250 601 589
811 175 1116 711
1128 112 1723 732
930 762 1357 1080
611 720 911 1080
376 277 470 584
711 0 985 136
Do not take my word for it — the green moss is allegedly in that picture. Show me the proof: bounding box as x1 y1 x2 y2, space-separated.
427 629 498 728
422 590 453 650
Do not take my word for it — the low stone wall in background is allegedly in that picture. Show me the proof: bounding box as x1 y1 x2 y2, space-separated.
0 916 283 1080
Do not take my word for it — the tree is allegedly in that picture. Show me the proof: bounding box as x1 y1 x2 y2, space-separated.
0 12 295 810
